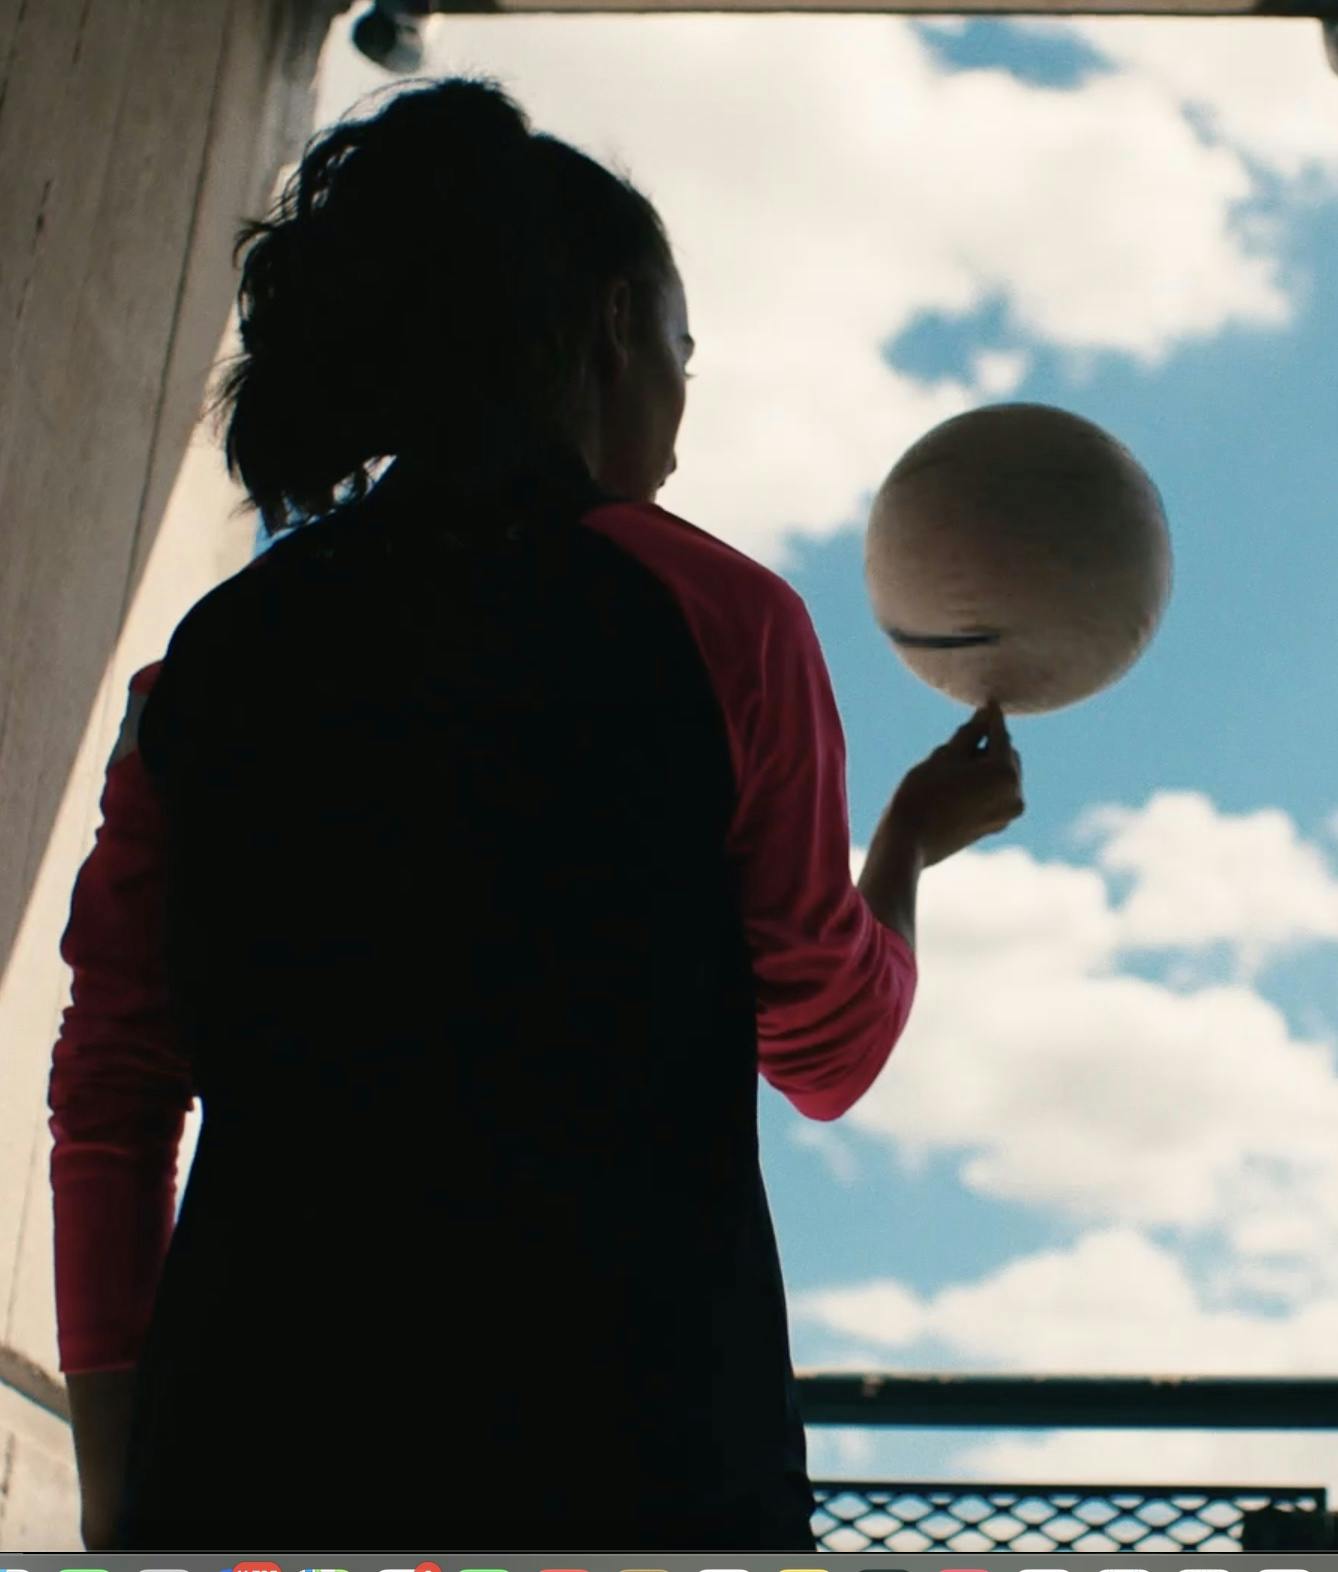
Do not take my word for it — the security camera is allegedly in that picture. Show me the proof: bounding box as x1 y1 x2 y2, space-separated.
351 2 427 71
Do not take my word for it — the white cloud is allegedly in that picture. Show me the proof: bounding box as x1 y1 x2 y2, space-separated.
801 1343 908 1373
807 1426 878 1475
805 799 1338 1498
955 1423 1338 1492
971 347 1032 397
792 1225 1338 1488
1212 1252 1327 1307
793 1225 1338 1374
798 1274 928 1349
1021 17 1338 186
848 810 1338 1241
1074 790 1338 977
836 804 1338 1489
790 1119 861 1185
317 15 1329 567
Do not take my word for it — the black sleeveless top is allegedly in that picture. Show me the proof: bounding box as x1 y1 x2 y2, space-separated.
117 456 819 1550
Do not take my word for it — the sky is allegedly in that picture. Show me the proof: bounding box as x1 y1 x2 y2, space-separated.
294 8 1338 1504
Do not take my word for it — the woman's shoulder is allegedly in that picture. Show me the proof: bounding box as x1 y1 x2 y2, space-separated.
584 497 806 629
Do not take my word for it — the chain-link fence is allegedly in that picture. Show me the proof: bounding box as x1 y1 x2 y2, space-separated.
809 1482 1327 1553
797 1377 1338 1552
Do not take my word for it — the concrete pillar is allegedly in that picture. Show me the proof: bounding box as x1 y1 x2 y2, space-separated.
0 0 348 1546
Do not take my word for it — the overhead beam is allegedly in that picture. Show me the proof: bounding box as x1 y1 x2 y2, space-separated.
357 0 1338 21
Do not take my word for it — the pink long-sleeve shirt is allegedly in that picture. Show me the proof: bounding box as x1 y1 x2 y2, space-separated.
48 493 916 1376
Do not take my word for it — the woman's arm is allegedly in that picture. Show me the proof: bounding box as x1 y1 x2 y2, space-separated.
49 661 194 1540
66 1369 138 1548
857 798 923 953
724 584 919 1122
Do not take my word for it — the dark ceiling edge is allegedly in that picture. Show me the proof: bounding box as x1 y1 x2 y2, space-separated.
417 0 1338 14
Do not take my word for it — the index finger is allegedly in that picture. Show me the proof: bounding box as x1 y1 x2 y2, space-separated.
983 698 1011 749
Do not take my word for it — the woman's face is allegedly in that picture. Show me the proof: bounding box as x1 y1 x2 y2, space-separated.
580 265 694 504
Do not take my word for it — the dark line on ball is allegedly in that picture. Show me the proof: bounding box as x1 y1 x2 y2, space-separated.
886 627 1003 649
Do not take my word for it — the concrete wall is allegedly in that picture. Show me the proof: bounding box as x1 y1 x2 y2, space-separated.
0 0 347 1547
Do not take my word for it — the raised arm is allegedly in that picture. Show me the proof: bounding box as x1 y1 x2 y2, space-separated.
726 586 918 1122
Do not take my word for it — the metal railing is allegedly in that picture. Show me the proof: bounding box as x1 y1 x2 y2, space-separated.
796 1373 1338 1553
9 1358 1336 1549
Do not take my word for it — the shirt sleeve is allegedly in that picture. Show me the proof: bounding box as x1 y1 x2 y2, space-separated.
48 660 195 1375
727 585 917 1122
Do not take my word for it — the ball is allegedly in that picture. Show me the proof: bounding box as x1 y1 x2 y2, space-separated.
865 402 1172 715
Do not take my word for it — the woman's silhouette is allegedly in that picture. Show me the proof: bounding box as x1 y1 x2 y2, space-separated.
49 73 1021 1553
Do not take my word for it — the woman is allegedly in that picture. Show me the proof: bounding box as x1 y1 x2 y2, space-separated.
49 74 1024 1553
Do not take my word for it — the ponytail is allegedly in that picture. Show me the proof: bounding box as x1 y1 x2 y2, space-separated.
206 74 674 535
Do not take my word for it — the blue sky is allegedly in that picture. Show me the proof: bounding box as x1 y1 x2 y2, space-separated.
767 21 1338 1489
299 11 1338 1497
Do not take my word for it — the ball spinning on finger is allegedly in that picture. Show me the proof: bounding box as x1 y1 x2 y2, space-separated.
864 402 1173 715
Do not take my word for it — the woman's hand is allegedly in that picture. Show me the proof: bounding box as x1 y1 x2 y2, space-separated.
887 699 1024 867
66 1369 138 1550
80 1497 121 1553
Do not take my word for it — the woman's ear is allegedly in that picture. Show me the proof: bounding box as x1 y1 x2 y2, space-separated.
595 276 636 382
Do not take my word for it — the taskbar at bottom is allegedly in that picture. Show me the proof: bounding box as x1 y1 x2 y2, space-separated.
13 1553 1338 1572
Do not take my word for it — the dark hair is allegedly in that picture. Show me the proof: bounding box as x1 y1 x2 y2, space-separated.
206 74 676 536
